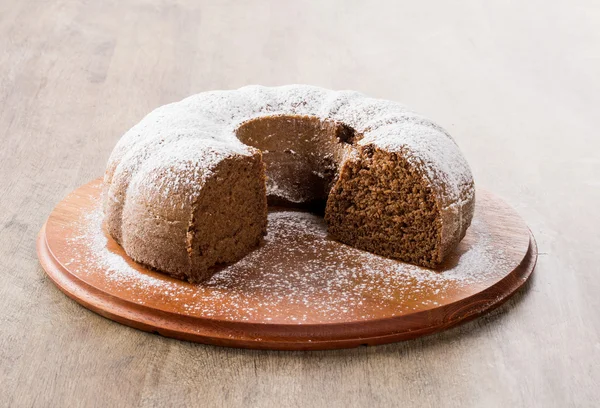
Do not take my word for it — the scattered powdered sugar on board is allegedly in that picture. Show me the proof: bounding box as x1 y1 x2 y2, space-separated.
64 195 513 324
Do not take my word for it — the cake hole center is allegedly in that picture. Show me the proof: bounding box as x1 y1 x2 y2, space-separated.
236 115 357 210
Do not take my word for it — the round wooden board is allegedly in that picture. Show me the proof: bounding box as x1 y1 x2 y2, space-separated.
38 178 537 350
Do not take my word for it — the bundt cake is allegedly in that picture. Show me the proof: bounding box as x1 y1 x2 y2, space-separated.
103 85 475 282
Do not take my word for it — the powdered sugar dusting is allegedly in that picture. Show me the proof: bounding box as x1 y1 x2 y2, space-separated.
105 84 474 217
127 137 251 212
63 193 516 324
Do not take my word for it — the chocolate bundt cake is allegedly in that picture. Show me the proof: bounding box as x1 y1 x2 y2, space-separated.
103 85 475 282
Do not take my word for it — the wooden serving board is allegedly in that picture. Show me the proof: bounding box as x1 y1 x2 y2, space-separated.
38 178 537 350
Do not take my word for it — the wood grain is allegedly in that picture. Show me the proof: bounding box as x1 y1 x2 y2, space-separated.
37 179 536 350
1 0 599 406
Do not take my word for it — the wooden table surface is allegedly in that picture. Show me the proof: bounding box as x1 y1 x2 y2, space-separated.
1 0 598 407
